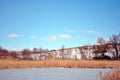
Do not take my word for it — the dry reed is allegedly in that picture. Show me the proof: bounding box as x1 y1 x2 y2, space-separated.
0 59 120 69
100 70 120 80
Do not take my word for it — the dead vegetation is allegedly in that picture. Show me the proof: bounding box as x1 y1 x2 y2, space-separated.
100 70 120 80
0 59 120 69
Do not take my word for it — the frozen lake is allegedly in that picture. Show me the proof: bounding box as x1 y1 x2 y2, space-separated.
0 68 115 80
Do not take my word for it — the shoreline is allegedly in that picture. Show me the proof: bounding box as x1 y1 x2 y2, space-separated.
0 67 118 70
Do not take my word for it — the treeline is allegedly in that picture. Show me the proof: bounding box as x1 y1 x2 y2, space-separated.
94 32 120 60
0 47 49 60
0 32 120 60
0 47 18 59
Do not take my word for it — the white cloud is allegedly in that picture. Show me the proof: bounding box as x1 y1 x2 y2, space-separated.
30 36 37 39
65 30 76 33
59 34 72 39
80 39 88 42
43 34 72 41
8 34 25 38
44 35 57 41
8 34 19 38
81 30 102 35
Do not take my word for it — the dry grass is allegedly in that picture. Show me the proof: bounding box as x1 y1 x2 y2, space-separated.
0 59 120 69
100 70 120 80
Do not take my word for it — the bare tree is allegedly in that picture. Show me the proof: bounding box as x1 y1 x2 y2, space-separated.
96 33 120 59
10 51 18 58
93 45 107 55
0 47 9 58
97 37 106 45
33 48 38 53
109 33 120 59
66 48 71 59
60 45 65 59
110 33 120 44
44 49 49 59
22 48 31 60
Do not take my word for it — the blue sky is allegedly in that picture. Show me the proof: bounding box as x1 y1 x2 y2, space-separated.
0 0 120 50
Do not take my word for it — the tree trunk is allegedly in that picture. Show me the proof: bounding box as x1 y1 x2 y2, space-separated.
115 44 119 59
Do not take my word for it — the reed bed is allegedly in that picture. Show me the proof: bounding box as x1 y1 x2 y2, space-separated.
100 70 120 80
0 59 120 69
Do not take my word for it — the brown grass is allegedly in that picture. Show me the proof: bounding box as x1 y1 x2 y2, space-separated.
100 70 120 80
0 59 120 69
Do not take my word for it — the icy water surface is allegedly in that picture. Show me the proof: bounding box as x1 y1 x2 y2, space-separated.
0 68 114 80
